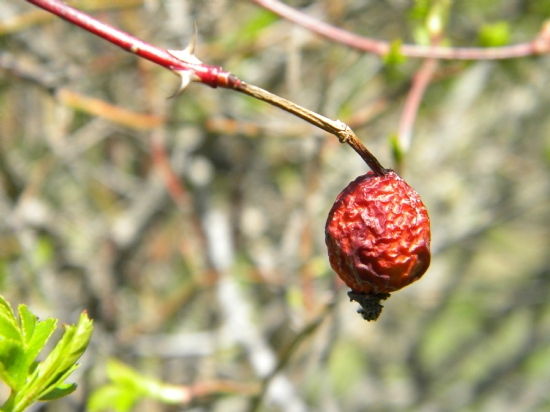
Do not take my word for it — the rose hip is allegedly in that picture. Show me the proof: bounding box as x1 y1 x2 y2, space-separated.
325 170 431 321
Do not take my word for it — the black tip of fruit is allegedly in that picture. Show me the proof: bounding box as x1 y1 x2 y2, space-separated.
347 291 391 321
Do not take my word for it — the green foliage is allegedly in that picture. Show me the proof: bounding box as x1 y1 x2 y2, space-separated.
383 39 407 67
478 22 511 47
88 359 189 412
0 295 93 412
31 237 55 268
389 133 405 166
413 25 432 46
408 0 432 21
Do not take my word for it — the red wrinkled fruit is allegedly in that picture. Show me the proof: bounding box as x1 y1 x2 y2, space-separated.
325 170 431 320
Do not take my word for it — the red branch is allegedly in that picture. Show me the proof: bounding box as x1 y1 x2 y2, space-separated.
398 58 438 154
24 0 240 89
251 0 550 60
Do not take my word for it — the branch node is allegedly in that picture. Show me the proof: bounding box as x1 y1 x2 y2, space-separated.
335 120 352 144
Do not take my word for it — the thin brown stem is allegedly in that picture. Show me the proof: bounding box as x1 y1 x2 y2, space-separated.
251 0 550 60
234 82 386 175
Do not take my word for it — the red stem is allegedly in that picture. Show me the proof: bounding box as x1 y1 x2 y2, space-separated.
251 0 550 60
24 0 236 88
398 58 438 153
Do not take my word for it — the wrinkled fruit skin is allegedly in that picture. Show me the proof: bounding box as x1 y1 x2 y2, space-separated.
326 170 431 296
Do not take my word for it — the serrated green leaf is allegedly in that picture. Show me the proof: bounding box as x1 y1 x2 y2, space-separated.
0 336 27 391
0 295 16 324
0 296 20 348
13 311 92 410
0 311 22 343
25 318 57 370
87 385 140 412
33 312 92 383
18 305 37 345
478 22 510 47
383 39 406 66
38 382 77 400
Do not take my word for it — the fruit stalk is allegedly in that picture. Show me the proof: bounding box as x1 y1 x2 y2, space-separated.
234 82 386 176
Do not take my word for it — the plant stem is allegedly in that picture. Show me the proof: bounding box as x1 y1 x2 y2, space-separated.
24 0 387 175
396 60 438 170
24 0 227 87
251 0 550 60
234 82 386 176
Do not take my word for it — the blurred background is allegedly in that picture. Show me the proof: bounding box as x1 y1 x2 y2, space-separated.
2 0 550 411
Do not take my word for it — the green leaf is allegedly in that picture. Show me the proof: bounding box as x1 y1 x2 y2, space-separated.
478 22 510 47
18 305 37 345
240 10 278 43
38 383 77 400
0 295 16 324
32 236 55 267
0 311 22 343
106 359 187 404
413 25 431 46
14 311 92 410
389 133 405 165
24 318 57 370
107 359 155 395
408 0 431 20
33 311 92 382
383 39 407 66
87 385 140 412
0 296 21 348
35 364 80 400
0 336 27 391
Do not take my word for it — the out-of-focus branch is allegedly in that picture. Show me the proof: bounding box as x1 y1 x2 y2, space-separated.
395 8 443 171
397 58 438 161
248 302 335 412
251 0 550 60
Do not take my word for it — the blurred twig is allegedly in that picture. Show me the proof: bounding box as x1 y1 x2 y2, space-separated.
251 0 550 59
248 301 335 412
